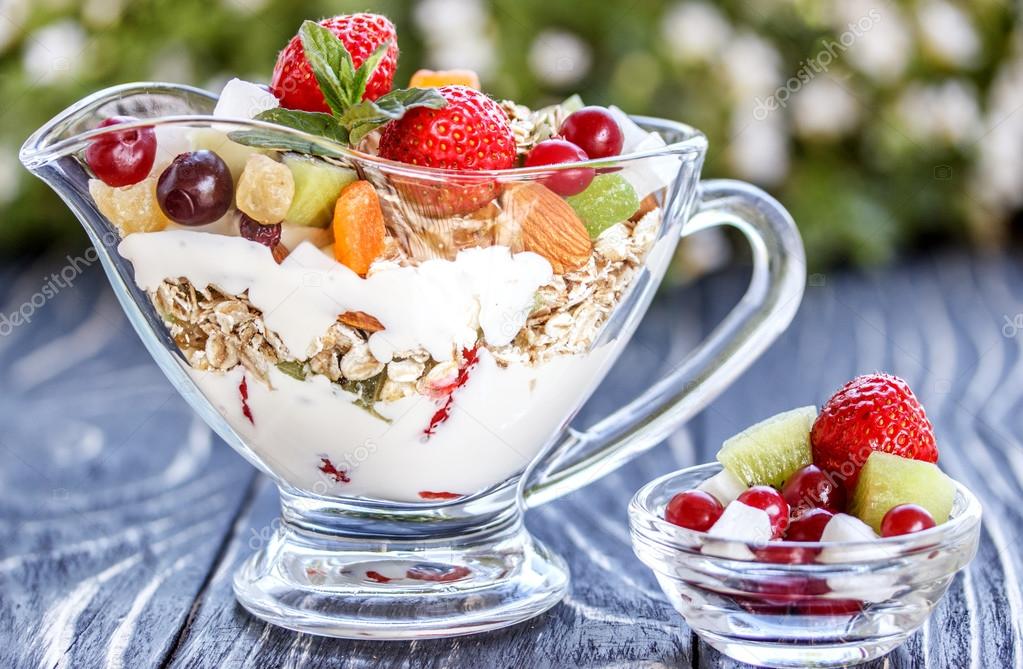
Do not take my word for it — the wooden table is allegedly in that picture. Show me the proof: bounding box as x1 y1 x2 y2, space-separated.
2 251 1021 668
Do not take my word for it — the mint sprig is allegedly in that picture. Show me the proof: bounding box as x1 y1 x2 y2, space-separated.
230 20 445 153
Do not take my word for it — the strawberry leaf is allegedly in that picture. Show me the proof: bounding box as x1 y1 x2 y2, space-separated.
350 41 391 106
298 20 355 116
228 109 349 156
340 87 447 146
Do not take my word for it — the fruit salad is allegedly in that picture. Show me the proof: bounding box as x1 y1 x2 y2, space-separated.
84 13 679 502
663 373 959 608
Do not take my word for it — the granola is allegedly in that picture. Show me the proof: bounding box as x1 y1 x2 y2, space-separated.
150 206 662 399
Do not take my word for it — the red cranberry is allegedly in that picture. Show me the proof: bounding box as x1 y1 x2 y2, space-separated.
880 504 936 537
785 508 834 542
796 598 863 616
239 213 282 248
737 485 789 537
754 543 819 564
781 464 846 514
558 106 624 159
524 139 595 196
85 116 157 187
664 490 724 532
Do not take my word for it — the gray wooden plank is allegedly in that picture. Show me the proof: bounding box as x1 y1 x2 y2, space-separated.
0 253 257 669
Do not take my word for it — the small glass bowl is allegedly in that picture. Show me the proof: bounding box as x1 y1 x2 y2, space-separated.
629 463 981 668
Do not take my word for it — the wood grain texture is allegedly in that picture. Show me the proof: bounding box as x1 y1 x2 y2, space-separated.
1 251 1021 668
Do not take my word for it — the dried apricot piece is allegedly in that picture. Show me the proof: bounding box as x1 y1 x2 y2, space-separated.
408 69 481 89
332 181 385 276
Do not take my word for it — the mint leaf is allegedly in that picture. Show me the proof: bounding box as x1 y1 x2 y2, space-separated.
228 108 350 156
350 41 391 105
340 87 447 145
276 360 307 381
256 109 348 141
299 20 356 115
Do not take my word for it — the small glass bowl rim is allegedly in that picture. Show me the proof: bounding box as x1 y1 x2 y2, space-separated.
629 462 982 565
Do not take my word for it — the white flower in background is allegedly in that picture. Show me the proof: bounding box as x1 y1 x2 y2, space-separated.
150 47 195 84
22 20 87 84
792 75 861 139
833 0 912 84
971 46 1023 213
721 31 782 99
917 0 980 69
0 0 29 54
0 146 20 205
220 0 269 14
895 80 982 145
660 2 732 64
529 30 592 87
729 103 790 186
414 0 495 77
82 0 124 28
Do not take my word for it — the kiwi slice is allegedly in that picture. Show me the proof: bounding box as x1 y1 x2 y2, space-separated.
717 406 816 488
851 452 954 533
283 154 358 228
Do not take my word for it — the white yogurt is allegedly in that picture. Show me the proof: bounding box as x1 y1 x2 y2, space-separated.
119 230 621 501
190 345 615 501
119 231 553 361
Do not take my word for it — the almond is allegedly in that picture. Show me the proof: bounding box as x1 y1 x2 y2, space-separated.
631 193 659 222
339 310 385 332
500 183 591 273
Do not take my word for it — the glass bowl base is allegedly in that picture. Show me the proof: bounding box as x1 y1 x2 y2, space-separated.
232 519 569 639
698 630 911 668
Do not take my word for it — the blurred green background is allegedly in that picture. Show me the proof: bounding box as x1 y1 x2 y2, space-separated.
2 0 1020 270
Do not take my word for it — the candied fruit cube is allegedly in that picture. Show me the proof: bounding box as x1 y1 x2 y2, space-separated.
409 69 481 89
566 174 641 238
235 154 295 225
89 177 170 236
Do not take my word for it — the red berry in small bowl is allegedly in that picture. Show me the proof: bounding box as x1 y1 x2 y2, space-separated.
85 116 157 187
781 464 847 515
559 106 624 159
880 504 936 537
785 507 834 542
524 139 594 196
737 485 789 538
665 490 723 532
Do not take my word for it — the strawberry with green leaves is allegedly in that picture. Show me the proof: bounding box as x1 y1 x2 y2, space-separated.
234 20 445 152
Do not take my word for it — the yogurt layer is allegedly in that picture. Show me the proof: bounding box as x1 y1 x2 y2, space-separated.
119 231 553 361
190 344 618 501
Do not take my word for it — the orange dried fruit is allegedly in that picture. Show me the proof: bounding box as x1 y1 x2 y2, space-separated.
408 69 481 90
332 181 386 276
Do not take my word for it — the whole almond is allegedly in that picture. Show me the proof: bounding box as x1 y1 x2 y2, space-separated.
500 183 591 273
339 310 385 332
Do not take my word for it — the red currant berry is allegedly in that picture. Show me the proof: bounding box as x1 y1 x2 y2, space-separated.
796 598 863 616
664 490 724 532
880 504 936 537
737 485 789 537
754 543 819 564
558 106 624 159
785 508 834 542
781 465 846 514
84 116 157 187
239 213 282 248
524 139 595 196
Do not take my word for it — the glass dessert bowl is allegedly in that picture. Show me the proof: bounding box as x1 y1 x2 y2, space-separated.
20 16 804 639
630 375 982 668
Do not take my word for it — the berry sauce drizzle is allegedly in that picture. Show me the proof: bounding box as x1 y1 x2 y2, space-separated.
365 570 392 583
423 346 479 438
418 491 461 500
318 457 351 483
238 377 254 425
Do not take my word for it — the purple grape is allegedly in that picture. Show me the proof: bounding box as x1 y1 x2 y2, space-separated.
157 150 233 225
239 213 281 248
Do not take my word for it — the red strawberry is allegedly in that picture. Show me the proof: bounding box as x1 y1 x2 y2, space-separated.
811 373 937 493
271 13 398 112
377 85 516 216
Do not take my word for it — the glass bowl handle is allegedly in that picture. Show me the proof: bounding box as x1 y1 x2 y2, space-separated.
522 179 805 508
